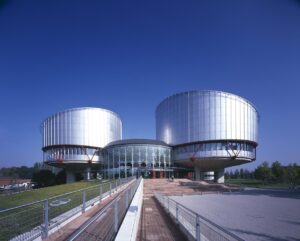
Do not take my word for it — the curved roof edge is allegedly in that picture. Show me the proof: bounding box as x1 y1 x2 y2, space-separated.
105 139 170 148
40 107 122 126
156 90 259 114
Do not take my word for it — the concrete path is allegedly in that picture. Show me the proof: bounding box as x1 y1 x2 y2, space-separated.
137 179 194 241
171 188 300 241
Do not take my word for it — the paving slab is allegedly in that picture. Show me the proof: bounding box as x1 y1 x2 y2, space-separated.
171 188 300 241
137 179 195 241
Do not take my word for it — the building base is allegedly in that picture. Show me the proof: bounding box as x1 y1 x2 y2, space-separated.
214 169 225 183
66 171 75 183
194 167 224 183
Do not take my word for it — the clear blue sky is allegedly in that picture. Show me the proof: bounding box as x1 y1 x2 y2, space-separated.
0 0 299 170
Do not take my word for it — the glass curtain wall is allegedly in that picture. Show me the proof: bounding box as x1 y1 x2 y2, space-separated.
43 146 101 163
173 141 256 162
103 144 172 179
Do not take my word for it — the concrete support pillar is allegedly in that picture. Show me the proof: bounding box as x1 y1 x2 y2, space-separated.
215 169 225 183
194 168 216 182
86 167 91 180
194 166 201 180
202 171 214 182
66 171 75 183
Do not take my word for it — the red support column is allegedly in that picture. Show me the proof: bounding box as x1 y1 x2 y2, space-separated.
152 170 156 179
160 171 164 179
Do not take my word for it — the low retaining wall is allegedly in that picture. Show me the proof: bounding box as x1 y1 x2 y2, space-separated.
115 178 144 241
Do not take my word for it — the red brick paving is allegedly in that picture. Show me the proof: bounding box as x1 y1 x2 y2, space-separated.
137 179 196 241
45 182 132 241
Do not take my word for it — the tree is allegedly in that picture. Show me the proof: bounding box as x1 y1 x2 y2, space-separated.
271 161 284 182
224 172 230 179
240 168 244 179
284 163 298 188
243 169 250 179
32 170 56 187
297 165 300 185
254 161 272 183
33 162 42 171
55 170 66 185
234 169 240 179
0 165 37 179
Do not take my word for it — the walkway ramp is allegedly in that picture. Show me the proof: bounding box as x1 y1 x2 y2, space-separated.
137 179 191 241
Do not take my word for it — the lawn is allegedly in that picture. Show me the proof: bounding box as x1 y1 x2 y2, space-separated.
0 179 115 241
0 179 110 209
225 178 289 188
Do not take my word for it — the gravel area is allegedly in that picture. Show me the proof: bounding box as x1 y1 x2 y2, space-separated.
171 188 300 241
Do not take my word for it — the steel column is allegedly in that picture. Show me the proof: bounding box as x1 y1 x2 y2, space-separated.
100 185 103 201
196 214 201 241
42 199 49 239
82 190 86 213
176 203 179 224
114 200 119 232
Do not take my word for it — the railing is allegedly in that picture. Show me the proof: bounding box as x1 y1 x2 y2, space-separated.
155 192 244 241
0 177 135 241
67 177 142 241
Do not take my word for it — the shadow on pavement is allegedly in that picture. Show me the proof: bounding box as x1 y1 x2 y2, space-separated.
228 228 300 241
224 188 300 200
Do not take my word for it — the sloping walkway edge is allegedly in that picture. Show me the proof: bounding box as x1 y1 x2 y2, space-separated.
115 178 144 241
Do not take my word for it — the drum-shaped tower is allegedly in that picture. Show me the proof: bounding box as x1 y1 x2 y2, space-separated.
41 107 122 182
156 90 259 183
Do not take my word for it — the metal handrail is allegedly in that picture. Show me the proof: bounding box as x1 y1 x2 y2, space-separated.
0 177 136 241
67 177 142 241
0 177 133 214
155 192 243 241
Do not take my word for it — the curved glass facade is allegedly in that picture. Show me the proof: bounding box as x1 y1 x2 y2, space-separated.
173 141 255 162
43 146 102 164
103 140 172 178
156 90 258 145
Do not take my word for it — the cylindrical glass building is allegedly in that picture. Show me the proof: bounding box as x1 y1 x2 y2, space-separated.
103 139 172 179
156 90 259 182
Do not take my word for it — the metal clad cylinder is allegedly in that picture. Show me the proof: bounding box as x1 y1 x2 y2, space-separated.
41 107 122 149
156 90 258 145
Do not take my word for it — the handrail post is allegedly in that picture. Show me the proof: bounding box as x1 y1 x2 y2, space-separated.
114 200 118 233
82 190 86 213
100 185 103 202
196 214 201 241
125 189 129 207
42 199 49 239
176 203 179 224
110 183 112 196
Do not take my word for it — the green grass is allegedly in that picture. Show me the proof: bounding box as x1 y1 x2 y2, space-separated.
225 178 289 188
0 180 114 241
0 180 108 209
